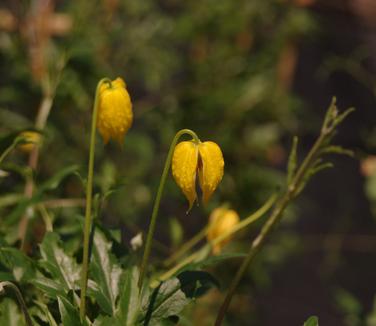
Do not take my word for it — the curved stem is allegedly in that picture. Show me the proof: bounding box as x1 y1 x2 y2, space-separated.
0 281 33 326
79 77 111 321
137 129 200 291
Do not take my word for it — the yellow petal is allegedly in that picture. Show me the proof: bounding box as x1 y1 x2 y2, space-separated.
198 141 224 204
97 77 133 145
207 207 239 254
171 141 199 210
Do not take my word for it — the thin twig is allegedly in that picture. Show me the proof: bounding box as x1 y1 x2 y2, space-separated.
0 281 33 326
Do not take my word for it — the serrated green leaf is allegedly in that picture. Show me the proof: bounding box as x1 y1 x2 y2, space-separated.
303 316 319 326
32 275 66 298
0 298 26 326
38 232 80 297
115 267 139 325
0 247 36 282
140 271 219 326
58 295 88 326
88 230 122 315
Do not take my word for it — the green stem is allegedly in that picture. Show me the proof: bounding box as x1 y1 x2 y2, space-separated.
163 226 208 267
0 281 33 326
156 193 277 284
138 129 200 291
214 133 328 325
0 137 23 165
79 78 111 321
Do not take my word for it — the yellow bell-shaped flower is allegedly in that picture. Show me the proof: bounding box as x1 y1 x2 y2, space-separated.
97 77 133 145
171 140 224 210
207 207 239 254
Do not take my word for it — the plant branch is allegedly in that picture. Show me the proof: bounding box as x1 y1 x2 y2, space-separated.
79 77 111 321
215 98 354 325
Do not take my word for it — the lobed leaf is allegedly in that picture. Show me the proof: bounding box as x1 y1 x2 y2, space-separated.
88 229 122 315
36 232 80 298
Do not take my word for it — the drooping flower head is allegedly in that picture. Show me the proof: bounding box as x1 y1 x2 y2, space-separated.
207 207 240 254
171 140 224 210
97 77 133 145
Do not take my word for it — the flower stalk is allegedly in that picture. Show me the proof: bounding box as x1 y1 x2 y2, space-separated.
79 77 111 321
214 99 354 325
138 129 200 291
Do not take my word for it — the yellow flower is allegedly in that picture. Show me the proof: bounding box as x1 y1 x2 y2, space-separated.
97 77 133 145
171 140 224 210
207 207 239 254
17 131 42 153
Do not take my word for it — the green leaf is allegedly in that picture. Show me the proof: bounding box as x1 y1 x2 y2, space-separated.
58 295 88 326
93 315 120 326
32 301 59 326
88 230 122 315
32 275 66 298
37 232 80 298
0 298 26 326
303 316 319 326
115 267 139 325
322 145 354 157
38 164 80 192
0 247 36 282
140 271 219 325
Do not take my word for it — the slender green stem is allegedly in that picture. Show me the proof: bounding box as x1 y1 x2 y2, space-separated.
138 129 200 291
0 281 33 326
0 137 23 165
37 204 53 232
164 226 208 267
79 78 111 321
214 133 329 325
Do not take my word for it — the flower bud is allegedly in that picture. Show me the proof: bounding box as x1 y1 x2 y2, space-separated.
97 77 133 145
207 207 239 254
17 131 42 153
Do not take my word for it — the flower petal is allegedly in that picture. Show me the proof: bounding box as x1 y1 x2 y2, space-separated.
198 141 224 204
172 141 199 210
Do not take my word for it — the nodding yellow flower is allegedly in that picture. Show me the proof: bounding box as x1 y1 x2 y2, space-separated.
207 207 239 254
172 140 224 210
17 131 42 153
97 77 133 145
